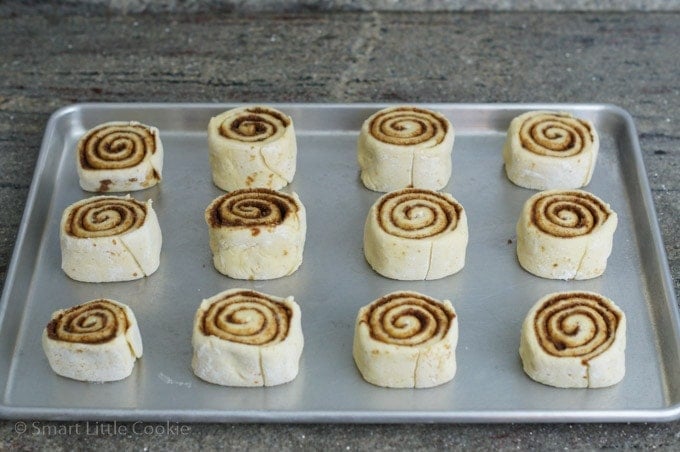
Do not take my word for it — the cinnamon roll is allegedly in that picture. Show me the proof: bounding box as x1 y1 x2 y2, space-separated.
42 298 143 382
205 188 306 280
503 111 599 190
357 106 454 192
192 288 304 387
208 106 296 191
353 291 458 388
363 188 468 280
77 121 163 192
519 291 626 388
60 195 162 282
516 189 617 280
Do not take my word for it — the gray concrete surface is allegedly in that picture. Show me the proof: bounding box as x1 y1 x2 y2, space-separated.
1 4 679 450
63 0 680 13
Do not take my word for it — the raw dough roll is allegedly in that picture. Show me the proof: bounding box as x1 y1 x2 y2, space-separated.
516 189 617 280
205 188 306 280
77 121 163 192
60 195 162 282
192 288 304 387
42 298 143 382
353 291 458 388
503 111 599 190
208 106 296 191
357 106 454 192
363 188 468 280
519 291 626 388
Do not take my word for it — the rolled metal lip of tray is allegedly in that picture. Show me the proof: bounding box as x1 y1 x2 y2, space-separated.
1 103 678 423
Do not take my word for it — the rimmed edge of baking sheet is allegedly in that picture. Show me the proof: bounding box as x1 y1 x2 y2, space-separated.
0 103 678 423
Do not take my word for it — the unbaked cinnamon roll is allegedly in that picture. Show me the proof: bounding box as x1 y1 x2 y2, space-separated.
208 106 296 191
60 195 162 282
516 189 617 280
519 291 626 388
357 106 454 192
192 288 304 387
77 121 163 192
503 111 599 190
363 188 468 280
205 188 306 280
353 291 458 388
42 298 143 382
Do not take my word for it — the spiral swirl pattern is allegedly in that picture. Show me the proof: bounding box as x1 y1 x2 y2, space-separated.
200 290 292 345
218 107 291 143
207 188 298 228
531 190 610 238
369 107 449 147
376 188 461 239
533 292 621 360
363 292 455 346
79 123 157 170
65 197 146 238
519 112 594 157
46 299 129 344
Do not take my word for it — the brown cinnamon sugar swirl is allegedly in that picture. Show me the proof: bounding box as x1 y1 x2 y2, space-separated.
516 189 617 280
60 195 162 282
42 298 143 382
205 188 306 280
357 106 454 192
208 106 296 191
77 121 163 192
519 291 626 388
192 288 304 387
353 291 458 388
363 188 468 280
199 290 291 346
503 111 599 190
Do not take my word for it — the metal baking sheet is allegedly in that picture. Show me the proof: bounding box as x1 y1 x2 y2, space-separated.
1 103 679 423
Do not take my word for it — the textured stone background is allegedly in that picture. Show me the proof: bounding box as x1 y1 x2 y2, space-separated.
1 3 679 450
64 0 680 12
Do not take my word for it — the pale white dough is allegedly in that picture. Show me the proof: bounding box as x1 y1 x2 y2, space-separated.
357 106 454 192
516 189 617 280
205 189 306 280
363 188 467 280
519 291 626 388
208 106 296 191
191 289 304 387
352 291 458 388
42 299 143 382
77 121 163 192
60 195 162 282
503 111 599 190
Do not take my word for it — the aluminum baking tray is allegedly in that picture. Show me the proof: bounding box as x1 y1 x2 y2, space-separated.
1 103 678 423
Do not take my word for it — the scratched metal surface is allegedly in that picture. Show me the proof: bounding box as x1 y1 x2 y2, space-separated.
0 103 678 422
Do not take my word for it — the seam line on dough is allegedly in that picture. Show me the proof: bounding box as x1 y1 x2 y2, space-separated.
119 236 146 277
259 349 266 386
574 240 590 279
413 349 421 388
425 241 434 280
409 149 416 187
259 147 288 184
584 149 595 187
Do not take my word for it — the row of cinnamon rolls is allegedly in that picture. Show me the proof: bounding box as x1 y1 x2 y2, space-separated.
42 287 625 390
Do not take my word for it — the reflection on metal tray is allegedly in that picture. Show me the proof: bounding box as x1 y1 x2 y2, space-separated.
0 103 678 423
